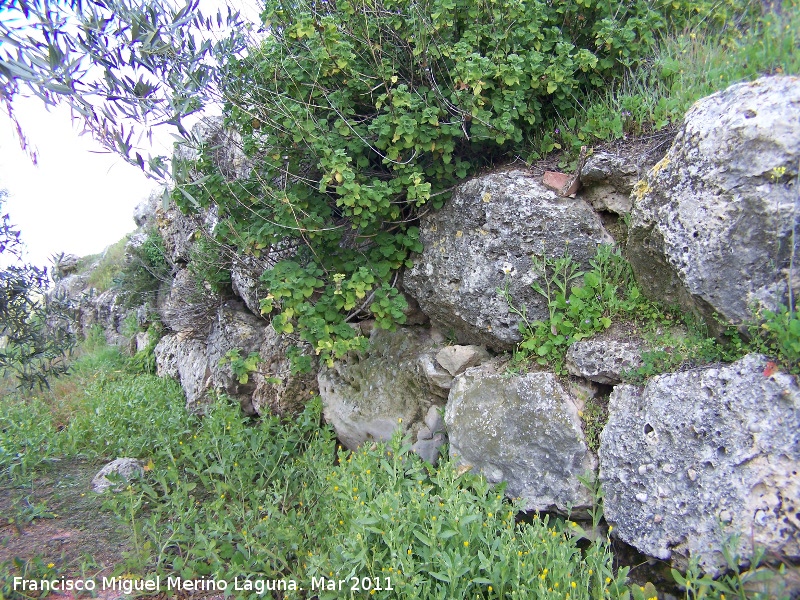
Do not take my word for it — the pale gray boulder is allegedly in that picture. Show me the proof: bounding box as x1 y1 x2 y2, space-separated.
600 354 800 574
627 76 800 327
445 362 597 515
206 301 267 414
154 333 210 410
318 327 450 456
405 170 613 351
566 339 644 385
252 327 319 416
435 344 491 376
92 458 144 493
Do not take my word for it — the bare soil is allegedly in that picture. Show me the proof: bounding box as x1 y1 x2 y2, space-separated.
0 460 132 580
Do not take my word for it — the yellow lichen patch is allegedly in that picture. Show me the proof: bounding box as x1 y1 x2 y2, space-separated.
633 179 651 203
651 156 671 176
456 230 463 238
482 192 492 203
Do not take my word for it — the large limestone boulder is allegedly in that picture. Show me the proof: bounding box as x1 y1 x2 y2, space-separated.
252 328 319 416
157 204 204 265
318 327 460 455
206 302 267 414
627 76 800 327
154 333 210 410
133 188 161 229
600 354 800 574
445 363 597 515
405 170 612 351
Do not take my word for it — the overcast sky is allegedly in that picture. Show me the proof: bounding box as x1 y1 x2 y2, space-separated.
0 97 161 267
0 0 263 269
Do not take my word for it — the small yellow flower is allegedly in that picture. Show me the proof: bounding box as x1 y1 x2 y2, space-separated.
605 577 612 584
488 585 493 592
47 563 55 569
463 541 469 547
407 548 412 555
571 582 577 589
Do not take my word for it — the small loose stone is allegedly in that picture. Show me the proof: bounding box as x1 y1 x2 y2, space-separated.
635 492 648 503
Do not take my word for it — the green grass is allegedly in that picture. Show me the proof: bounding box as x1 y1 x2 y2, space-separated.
551 1 800 152
84 236 129 292
2 336 789 599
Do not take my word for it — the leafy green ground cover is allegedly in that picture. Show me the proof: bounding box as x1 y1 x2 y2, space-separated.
1 336 789 599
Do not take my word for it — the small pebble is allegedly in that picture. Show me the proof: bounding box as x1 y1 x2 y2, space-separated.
635 492 648 503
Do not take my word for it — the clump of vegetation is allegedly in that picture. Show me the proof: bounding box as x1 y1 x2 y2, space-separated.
85 237 129 292
500 244 656 374
171 0 787 367
503 245 798 380
116 229 172 308
0 195 75 391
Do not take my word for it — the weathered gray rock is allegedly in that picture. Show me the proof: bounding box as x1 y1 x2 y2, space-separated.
154 332 210 409
435 345 491 376
252 328 319 416
600 354 800 574
206 301 267 415
51 253 80 281
566 339 644 385
157 204 203 264
231 254 267 317
628 76 800 327
133 188 161 228
445 362 597 515
579 151 640 215
318 327 447 455
92 458 144 493
405 171 612 350
418 353 454 398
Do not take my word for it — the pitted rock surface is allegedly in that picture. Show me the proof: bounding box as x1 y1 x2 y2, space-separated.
405 170 612 350
600 354 800 574
627 76 800 327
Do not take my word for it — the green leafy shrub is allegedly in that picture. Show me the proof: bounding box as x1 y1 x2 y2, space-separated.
116 229 171 308
758 303 800 374
127 323 164 376
501 245 653 373
176 0 744 365
219 348 262 384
